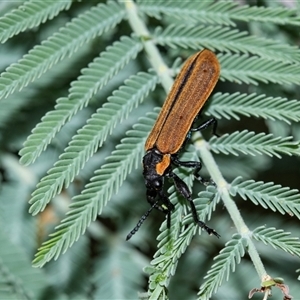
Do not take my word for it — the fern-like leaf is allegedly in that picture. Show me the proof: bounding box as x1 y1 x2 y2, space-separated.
0 1 125 100
0 0 72 43
92 243 146 299
198 234 248 299
252 226 300 257
181 186 220 227
28 72 158 216
230 177 300 218
207 92 300 124
32 111 158 267
139 0 300 26
19 36 142 165
155 24 299 64
230 4 300 25
0 259 32 300
209 130 300 158
146 208 188 296
139 0 237 26
150 221 198 292
0 230 47 299
219 53 300 85
147 186 219 296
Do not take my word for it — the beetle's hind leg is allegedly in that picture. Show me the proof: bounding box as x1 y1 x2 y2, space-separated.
167 170 219 237
191 117 219 137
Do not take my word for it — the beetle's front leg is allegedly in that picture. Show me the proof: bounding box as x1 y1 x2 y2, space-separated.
172 156 212 185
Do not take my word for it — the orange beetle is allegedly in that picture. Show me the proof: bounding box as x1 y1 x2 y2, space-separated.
127 50 220 240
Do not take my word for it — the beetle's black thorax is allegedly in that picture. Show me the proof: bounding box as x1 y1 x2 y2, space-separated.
143 148 172 190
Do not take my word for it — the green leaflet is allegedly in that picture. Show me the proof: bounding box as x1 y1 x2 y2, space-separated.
0 1 125 100
19 36 143 165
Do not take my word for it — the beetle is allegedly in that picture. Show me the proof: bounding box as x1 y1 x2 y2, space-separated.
126 49 220 240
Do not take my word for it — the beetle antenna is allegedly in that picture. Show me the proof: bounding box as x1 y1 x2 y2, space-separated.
126 201 159 241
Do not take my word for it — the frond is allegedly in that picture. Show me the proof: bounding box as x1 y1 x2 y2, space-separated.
219 53 300 85
0 260 31 300
0 170 36 250
150 220 197 296
32 111 157 267
198 234 248 299
252 226 300 257
230 4 300 25
0 230 47 299
209 130 300 158
138 0 300 26
0 1 125 100
147 186 219 297
138 0 237 26
0 44 92 129
28 72 158 216
19 36 143 165
92 243 146 299
154 24 299 64
0 0 72 43
181 186 220 226
230 177 300 218
207 92 300 124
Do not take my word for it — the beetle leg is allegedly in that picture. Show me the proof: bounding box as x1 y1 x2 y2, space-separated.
158 189 174 228
167 171 220 237
172 156 213 186
191 117 219 136
145 189 160 210
146 187 174 228
146 189 172 212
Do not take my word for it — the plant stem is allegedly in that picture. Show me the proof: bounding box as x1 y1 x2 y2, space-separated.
123 0 173 92
195 137 267 279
